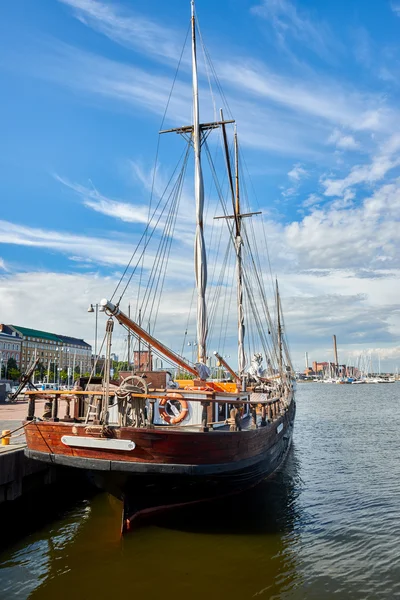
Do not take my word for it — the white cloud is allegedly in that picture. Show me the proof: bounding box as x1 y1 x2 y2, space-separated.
322 132 400 197
39 2 400 159
285 178 400 270
251 0 337 60
16 40 191 126
0 271 198 360
283 292 399 346
22 42 319 157
58 0 182 63
218 60 396 138
302 193 320 208
0 219 134 266
275 266 400 371
288 164 307 181
55 167 198 247
55 175 152 225
328 128 359 150
281 163 308 198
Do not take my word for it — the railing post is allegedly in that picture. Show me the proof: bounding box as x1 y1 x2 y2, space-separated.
148 399 155 429
94 396 101 424
267 403 273 422
63 397 72 421
51 395 59 422
260 404 267 427
228 406 241 431
27 395 35 421
250 403 257 429
201 402 210 432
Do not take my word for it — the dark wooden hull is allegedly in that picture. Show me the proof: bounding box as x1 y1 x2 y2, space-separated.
24 400 295 528
111 418 294 528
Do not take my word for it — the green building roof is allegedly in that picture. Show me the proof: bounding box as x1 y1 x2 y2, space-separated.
11 326 91 348
12 326 64 342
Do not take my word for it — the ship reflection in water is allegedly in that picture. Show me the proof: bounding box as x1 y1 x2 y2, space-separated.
1 384 400 599
0 448 304 600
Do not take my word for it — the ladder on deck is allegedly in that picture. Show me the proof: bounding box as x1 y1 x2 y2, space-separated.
85 401 99 424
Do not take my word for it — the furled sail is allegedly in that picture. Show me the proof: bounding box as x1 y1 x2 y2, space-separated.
191 1 208 368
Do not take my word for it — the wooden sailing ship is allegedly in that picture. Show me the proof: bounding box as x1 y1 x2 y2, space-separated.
24 1 296 531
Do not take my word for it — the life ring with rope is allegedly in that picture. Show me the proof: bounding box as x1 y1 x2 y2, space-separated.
159 392 189 425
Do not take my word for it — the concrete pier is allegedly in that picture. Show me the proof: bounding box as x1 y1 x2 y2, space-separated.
0 398 57 504
0 444 58 503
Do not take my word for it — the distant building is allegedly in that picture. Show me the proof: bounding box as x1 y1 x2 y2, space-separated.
0 324 92 374
92 355 105 373
312 361 345 375
133 350 152 371
0 328 22 369
311 360 359 378
313 361 333 374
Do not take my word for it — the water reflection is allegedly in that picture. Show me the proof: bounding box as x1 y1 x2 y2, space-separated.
155 445 303 536
0 447 304 600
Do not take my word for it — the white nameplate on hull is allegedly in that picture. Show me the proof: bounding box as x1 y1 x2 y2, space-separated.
276 423 283 434
61 436 135 451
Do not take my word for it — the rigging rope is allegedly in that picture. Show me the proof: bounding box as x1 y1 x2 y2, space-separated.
136 23 191 322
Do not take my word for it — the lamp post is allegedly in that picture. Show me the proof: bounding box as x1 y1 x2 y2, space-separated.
66 348 71 388
87 303 105 363
187 341 197 363
72 349 76 385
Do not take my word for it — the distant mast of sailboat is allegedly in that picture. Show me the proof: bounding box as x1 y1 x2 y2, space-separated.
333 334 339 377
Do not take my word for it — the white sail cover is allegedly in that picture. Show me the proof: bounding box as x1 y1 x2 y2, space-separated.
192 3 208 365
195 362 211 380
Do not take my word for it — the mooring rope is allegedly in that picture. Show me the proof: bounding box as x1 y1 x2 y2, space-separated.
0 421 34 441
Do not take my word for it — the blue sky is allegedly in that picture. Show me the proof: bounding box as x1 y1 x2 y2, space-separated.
1 0 400 371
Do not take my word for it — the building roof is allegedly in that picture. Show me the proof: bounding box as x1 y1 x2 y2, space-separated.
10 326 90 348
0 331 22 342
57 334 91 348
11 326 60 342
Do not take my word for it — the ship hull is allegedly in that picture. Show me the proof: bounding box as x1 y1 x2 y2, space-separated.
24 400 295 529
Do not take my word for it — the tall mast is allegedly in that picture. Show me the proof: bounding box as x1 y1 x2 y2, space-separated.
234 129 245 376
333 334 338 377
127 303 131 370
191 0 207 365
276 279 283 376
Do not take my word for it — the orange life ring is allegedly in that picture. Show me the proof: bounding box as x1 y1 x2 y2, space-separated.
159 392 189 425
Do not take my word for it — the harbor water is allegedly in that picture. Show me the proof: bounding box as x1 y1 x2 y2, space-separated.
1 383 399 599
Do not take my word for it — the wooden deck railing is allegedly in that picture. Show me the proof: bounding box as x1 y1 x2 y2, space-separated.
24 388 292 431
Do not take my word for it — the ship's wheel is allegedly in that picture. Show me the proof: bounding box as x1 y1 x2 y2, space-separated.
116 375 148 427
